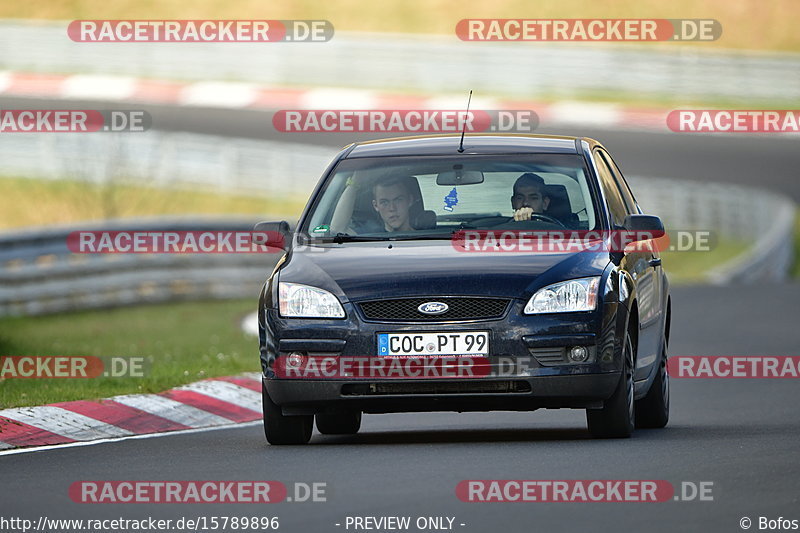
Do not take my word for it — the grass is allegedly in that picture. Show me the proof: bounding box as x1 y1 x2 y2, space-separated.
0 299 259 409
0 177 298 408
660 241 750 284
2 0 799 52
0 176 306 230
0 177 293 408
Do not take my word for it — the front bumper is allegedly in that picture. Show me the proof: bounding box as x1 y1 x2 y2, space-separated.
264 372 621 414
261 299 628 415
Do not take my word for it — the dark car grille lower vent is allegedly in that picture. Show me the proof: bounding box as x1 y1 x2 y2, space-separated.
359 297 510 321
342 380 531 396
529 347 566 366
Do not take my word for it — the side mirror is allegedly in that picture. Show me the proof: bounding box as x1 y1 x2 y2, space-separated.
623 214 663 231
253 220 290 250
621 214 666 243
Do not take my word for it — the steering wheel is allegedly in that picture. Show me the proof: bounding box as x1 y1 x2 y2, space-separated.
525 213 567 227
466 213 567 228
494 213 567 228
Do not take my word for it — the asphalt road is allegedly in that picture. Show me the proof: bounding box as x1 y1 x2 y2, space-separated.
1 97 799 533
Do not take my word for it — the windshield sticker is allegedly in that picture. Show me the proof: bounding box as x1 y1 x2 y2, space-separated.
443 187 459 212
312 224 330 233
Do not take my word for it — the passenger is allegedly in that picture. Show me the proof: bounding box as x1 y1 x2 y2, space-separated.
511 172 551 221
372 176 416 232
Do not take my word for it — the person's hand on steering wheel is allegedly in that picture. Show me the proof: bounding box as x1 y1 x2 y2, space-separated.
512 207 566 227
513 207 535 221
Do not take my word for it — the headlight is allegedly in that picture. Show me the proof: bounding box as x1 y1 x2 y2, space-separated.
279 282 345 318
524 277 600 314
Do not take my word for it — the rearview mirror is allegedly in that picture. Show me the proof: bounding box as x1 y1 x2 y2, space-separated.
436 170 484 185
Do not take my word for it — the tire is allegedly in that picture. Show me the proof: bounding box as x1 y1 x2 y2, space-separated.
635 340 670 429
262 382 312 445
586 329 635 438
315 412 362 435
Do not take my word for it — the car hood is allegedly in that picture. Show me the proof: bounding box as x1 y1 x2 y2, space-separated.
278 241 609 302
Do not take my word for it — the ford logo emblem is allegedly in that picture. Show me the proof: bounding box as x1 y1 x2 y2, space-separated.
418 302 449 315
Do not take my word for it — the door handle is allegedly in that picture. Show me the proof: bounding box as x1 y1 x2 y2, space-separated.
649 258 662 268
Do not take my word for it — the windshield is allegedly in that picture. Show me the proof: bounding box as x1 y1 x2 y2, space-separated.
302 154 598 240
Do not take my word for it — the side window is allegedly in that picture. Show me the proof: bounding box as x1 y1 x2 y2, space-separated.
599 150 637 213
593 152 627 227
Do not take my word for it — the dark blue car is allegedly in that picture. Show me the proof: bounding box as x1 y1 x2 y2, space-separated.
257 134 671 444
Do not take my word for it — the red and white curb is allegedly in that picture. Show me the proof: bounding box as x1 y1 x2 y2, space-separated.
0 373 263 451
0 71 667 131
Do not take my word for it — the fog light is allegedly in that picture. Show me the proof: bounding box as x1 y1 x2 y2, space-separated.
568 346 589 363
286 352 305 368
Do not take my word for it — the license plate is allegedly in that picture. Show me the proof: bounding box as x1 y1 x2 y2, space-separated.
377 331 489 356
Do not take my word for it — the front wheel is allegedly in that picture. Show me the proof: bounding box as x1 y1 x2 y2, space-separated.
262 382 313 445
635 340 670 429
586 330 635 438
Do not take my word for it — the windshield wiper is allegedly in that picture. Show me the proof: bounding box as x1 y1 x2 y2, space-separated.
381 233 455 241
317 232 456 243
330 233 392 243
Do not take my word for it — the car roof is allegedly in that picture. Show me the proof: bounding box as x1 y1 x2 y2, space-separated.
345 134 599 158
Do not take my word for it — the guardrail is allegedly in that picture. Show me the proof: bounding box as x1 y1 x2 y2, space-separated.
0 131 336 198
1 21 799 104
0 218 281 317
629 176 796 284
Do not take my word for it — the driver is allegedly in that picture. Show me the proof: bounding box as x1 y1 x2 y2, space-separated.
511 173 550 221
372 176 416 232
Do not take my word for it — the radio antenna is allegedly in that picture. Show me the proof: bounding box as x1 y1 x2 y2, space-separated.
457 90 472 153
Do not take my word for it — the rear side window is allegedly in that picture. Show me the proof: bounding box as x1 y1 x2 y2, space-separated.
593 151 628 227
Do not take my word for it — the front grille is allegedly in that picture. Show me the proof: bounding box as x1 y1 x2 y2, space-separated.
359 297 509 321
341 380 531 396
